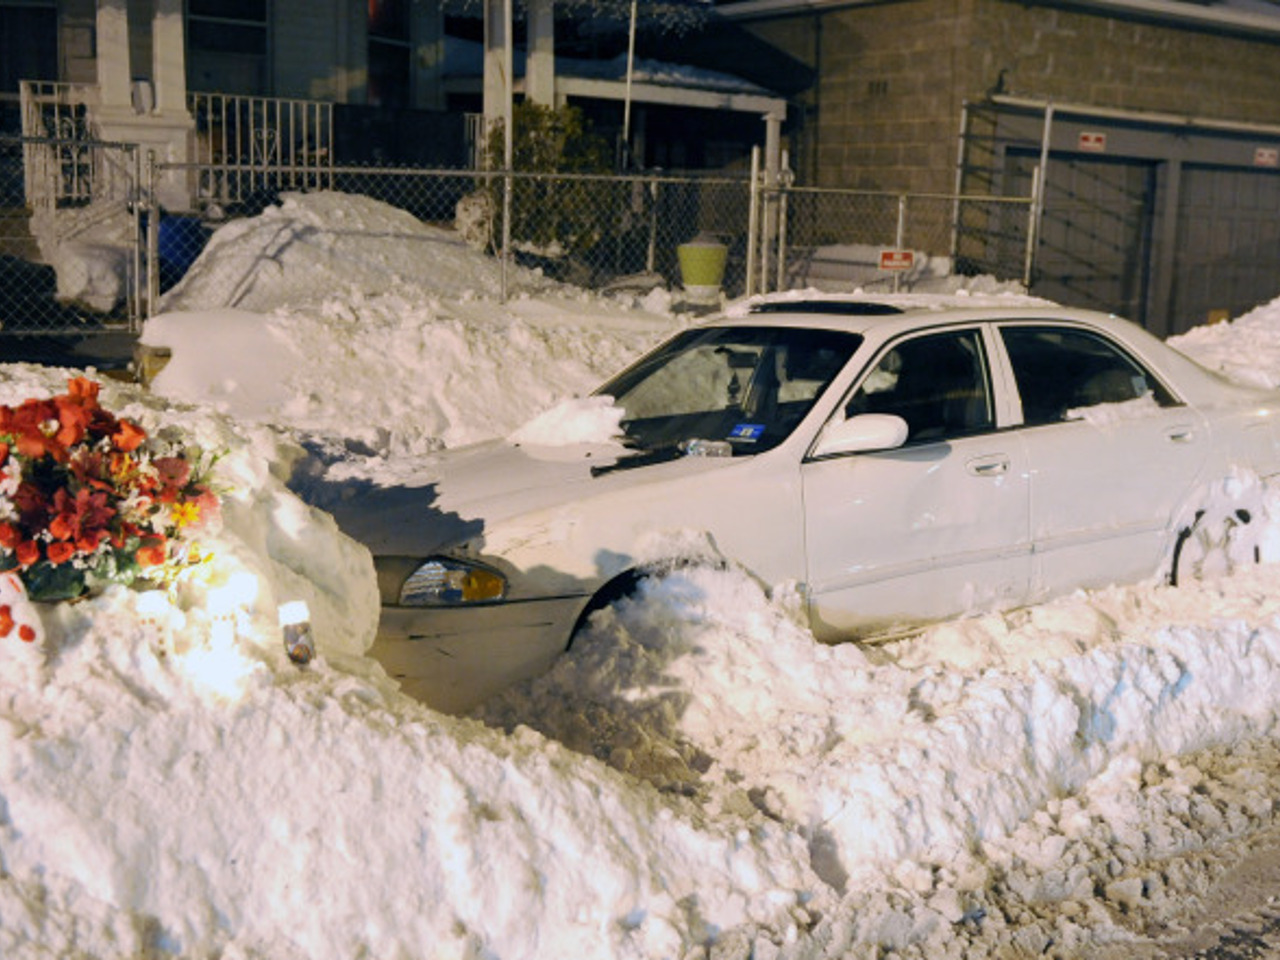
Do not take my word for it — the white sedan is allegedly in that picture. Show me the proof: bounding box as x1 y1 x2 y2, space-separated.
331 297 1280 711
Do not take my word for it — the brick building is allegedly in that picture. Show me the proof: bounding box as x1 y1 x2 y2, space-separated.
721 0 1280 334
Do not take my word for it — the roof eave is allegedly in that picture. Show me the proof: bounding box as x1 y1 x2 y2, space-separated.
716 0 1280 40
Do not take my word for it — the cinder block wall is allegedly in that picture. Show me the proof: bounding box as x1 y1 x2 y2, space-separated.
743 0 1280 192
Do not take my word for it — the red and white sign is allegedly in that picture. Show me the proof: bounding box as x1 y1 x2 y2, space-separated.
879 249 915 271
1255 147 1280 168
1078 131 1107 153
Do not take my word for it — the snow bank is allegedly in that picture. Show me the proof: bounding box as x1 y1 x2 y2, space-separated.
13 194 1280 958
1170 295 1280 387
159 191 559 313
141 193 680 457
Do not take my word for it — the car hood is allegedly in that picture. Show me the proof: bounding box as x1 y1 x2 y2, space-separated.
317 437 738 556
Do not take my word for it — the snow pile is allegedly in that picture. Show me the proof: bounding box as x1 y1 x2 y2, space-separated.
141 193 681 456
483 546 1280 956
159 191 557 313
13 195 1280 957
0 374 821 960
1170 295 1280 387
31 205 136 313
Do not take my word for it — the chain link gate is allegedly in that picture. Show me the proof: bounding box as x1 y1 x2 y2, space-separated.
1 133 143 348
745 148 1038 298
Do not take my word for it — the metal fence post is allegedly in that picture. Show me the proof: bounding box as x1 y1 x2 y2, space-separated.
1023 163 1042 290
145 150 159 318
745 146 760 298
501 169 511 303
129 144 142 332
775 150 790 293
894 194 907 293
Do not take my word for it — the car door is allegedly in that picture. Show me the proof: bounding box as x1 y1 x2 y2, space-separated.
997 323 1210 598
801 326 1031 640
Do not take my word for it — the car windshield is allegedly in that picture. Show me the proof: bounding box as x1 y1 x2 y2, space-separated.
595 326 862 458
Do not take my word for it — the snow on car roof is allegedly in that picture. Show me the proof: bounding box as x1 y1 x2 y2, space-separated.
725 288 1056 318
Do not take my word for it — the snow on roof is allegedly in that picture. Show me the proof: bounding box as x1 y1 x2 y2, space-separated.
444 34 775 96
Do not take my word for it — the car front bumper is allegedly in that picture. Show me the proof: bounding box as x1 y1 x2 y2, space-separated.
368 594 590 713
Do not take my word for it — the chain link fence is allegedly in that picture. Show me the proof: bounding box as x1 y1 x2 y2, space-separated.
2 133 1037 350
1 133 142 347
142 161 757 305
762 185 1034 295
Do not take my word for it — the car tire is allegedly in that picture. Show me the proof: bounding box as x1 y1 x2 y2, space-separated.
566 569 647 650
1169 508 1257 587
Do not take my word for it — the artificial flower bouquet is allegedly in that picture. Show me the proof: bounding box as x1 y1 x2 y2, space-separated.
0 377 220 611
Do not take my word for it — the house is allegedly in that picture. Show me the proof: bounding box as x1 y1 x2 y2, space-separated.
719 0 1280 335
1 0 799 195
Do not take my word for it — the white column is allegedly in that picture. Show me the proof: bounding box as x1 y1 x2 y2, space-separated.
526 0 555 107
151 0 187 116
483 0 510 130
96 0 133 111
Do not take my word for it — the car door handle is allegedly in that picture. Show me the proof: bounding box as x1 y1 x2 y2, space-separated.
1166 426 1196 444
966 455 1009 477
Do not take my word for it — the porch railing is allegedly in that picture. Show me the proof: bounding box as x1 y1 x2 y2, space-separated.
188 93 334 206
19 80 101 210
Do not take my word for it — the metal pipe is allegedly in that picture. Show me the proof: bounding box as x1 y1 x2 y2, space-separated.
992 92 1280 139
746 146 760 297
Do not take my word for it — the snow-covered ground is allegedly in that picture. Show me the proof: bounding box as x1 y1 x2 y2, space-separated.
6 192 1280 959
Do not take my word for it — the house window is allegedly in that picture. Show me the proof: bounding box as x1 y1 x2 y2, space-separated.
0 3 58 95
368 0 409 107
187 0 268 94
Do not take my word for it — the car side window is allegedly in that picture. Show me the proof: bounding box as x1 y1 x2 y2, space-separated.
845 329 994 444
1000 326 1177 427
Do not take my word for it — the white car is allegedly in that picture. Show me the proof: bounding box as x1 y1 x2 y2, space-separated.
332 297 1280 711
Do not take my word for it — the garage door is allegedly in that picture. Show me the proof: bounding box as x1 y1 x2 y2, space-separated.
1171 165 1280 330
1007 151 1155 321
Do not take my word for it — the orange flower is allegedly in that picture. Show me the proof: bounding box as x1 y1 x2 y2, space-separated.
46 541 75 565
65 377 100 404
15 540 39 567
0 523 18 550
111 419 147 453
136 538 168 567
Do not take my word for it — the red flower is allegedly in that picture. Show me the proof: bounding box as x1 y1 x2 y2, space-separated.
155 456 191 485
15 541 39 567
0 605 11 638
46 541 75 565
10 399 65 462
48 487 114 545
12 482 50 530
0 522 18 550
135 537 168 567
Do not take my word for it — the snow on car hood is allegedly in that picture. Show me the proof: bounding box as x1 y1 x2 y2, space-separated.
306 437 737 557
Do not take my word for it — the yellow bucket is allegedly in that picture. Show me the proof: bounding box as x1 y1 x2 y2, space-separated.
677 241 728 296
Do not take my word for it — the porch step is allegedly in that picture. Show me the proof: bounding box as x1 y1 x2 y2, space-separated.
0 205 41 263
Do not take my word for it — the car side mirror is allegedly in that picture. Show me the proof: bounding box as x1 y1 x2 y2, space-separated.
811 413 909 458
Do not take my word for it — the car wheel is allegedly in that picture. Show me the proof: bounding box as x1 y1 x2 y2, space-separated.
566 569 647 650
566 556 732 650
1169 507 1257 587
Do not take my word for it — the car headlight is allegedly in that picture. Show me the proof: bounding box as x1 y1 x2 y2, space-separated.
379 556 507 606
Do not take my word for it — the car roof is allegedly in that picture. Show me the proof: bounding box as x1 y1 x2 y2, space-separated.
713 292 1137 339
